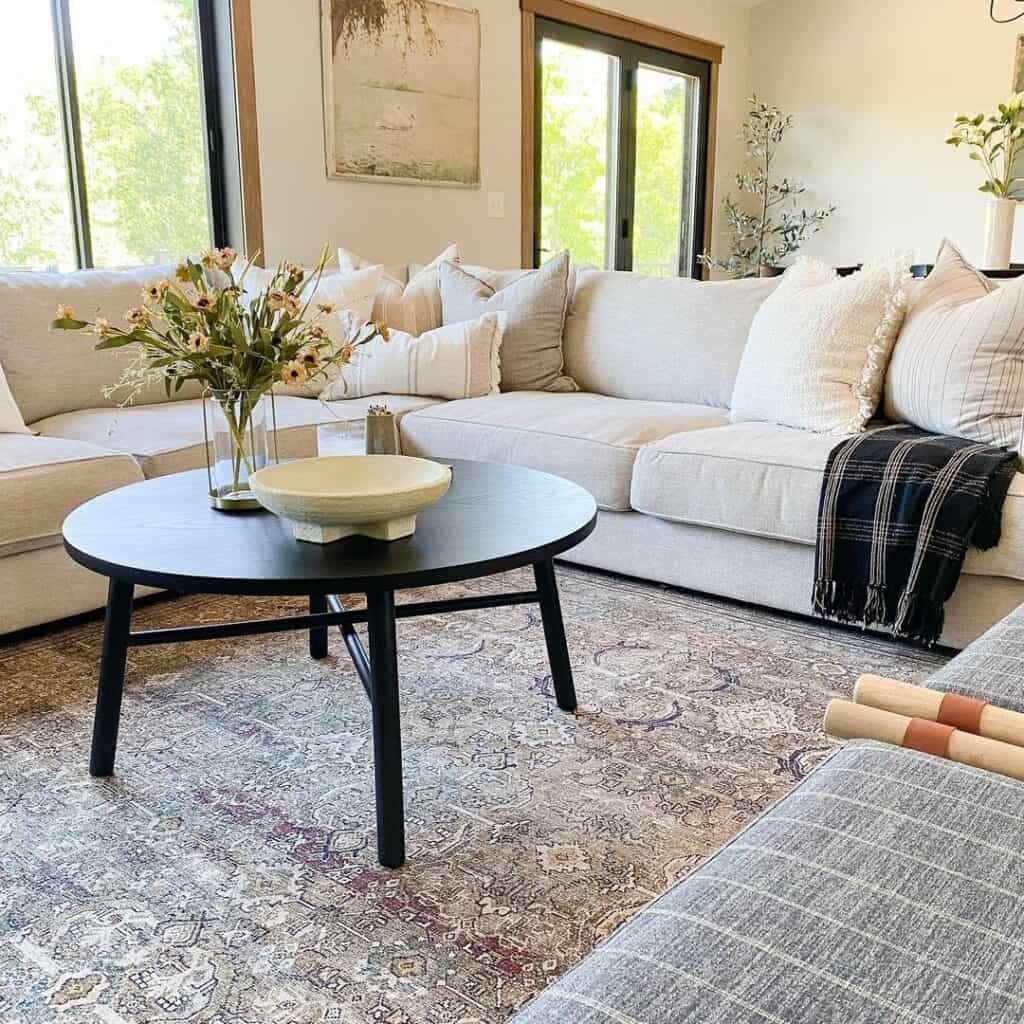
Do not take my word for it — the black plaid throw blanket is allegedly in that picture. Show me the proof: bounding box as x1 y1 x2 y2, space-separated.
814 424 1018 646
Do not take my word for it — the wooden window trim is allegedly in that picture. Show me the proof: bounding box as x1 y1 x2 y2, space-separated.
520 0 721 271
230 0 264 263
520 0 723 65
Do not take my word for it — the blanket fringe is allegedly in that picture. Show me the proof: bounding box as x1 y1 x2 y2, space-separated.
814 578 944 647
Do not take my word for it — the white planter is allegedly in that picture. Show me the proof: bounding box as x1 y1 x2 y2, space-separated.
983 196 1017 270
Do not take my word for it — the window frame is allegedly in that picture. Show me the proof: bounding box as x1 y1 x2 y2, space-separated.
520 0 722 278
47 0 229 270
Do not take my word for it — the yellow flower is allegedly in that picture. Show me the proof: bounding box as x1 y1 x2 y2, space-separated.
284 294 302 318
282 261 303 279
316 302 335 315
194 291 218 312
55 303 75 320
266 288 286 311
376 321 390 342
186 330 210 353
280 360 307 384
339 344 354 365
93 317 112 339
174 263 190 283
144 279 169 303
124 306 148 327
199 250 218 269
297 343 320 366
307 324 328 340
216 247 237 270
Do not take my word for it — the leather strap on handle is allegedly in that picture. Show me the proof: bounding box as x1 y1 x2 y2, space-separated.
903 718 955 757
936 693 987 734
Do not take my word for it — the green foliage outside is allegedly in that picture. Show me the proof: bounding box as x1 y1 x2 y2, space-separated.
539 42 690 275
0 0 211 270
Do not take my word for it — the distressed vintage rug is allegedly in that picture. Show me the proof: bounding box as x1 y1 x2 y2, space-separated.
0 567 947 1023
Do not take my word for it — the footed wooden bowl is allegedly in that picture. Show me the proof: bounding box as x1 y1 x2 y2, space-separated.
250 455 452 543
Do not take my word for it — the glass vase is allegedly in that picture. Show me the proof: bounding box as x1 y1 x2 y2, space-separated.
204 389 274 510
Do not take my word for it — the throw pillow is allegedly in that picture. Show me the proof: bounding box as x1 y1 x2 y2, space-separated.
439 251 577 393
339 243 460 333
884 239 1024 450
0 364 30 434
320 312 506 402
273 266 384 397
730 256 910 434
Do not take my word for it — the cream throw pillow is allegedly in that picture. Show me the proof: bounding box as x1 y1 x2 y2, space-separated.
338 243 460 333
884 239 1024 450
272 266 384 397
439 251 577 393
0 365 30 434
321 312 506 402
730 257 910 434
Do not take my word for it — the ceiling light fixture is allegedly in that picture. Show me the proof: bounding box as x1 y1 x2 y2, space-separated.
992 0 1024 22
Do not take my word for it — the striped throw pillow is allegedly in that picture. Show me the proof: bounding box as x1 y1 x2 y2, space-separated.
884 239 1024 450
339 243 460 334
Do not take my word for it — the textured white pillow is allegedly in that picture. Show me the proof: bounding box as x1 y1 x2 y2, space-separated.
0 364 30 434
885 239 1024 450
339 243 460 334
321 312 505 402
730 257 910 434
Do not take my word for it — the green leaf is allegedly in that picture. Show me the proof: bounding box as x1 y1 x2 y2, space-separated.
49 318 88 331
93 334 137 350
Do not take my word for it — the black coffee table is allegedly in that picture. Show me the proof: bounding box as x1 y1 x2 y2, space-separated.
62 459 597 868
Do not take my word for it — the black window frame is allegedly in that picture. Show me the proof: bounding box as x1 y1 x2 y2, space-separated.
47 0 228 270
533 16 711 279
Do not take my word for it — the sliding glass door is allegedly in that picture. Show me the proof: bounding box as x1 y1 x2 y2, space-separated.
534 18 710 278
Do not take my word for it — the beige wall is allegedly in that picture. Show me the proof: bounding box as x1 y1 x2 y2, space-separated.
249 0 753 269
749 0 1024 267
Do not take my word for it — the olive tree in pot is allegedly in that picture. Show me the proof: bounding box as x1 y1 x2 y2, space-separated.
700 95 835 279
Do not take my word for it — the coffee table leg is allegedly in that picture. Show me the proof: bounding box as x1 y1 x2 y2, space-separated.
366 589 405 868
90 578 134 777
309 594 329 659
533 559 578 713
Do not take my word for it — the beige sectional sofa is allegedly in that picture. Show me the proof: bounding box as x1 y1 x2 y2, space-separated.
2 264 1023 646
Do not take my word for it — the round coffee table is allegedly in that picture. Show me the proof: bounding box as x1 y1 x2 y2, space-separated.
63 459 598 868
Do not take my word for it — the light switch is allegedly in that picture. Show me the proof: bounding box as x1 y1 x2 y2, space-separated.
487 191 505 219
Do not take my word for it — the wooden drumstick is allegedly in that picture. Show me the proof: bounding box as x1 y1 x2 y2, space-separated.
854 674 1024 748
824 699 1024 784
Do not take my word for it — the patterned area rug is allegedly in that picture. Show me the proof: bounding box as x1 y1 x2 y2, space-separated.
0 567 947 1023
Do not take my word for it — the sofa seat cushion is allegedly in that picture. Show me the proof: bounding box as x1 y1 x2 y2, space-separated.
511 740 1024 1023
0 434 143 556
32 395 439 479
630 421 1024 582
400 392 729 511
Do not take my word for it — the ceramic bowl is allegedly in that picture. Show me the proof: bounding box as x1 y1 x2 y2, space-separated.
249 455 452 543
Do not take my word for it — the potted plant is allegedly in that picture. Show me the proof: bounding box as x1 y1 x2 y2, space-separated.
700 95 835 279
50 246 386 508
946 94 1024 269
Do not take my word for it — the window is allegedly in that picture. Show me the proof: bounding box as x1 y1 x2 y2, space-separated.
533 17 711 278
0 0 226 271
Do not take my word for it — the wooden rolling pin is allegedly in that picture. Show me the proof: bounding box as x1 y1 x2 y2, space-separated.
855 674 1024 747
824 699 1024 783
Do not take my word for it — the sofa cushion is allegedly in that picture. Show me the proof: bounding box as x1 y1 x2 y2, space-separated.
0 264 202 424
730 257 910 434
563 269 780 407
630 421 1024 582
0 434 143 556
440 253 577 394
32 395 437 479
886 239 1024 450
400 392 729 511
510 739 1024 1023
